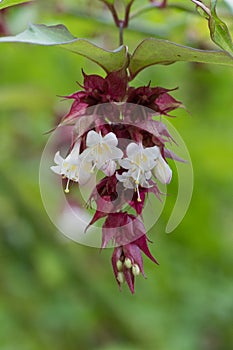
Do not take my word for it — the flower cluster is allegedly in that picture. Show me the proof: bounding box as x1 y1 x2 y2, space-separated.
51 69 182 293
117 142 172 202
51 130 123 192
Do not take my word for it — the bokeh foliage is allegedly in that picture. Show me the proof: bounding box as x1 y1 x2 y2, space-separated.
0 1 233 349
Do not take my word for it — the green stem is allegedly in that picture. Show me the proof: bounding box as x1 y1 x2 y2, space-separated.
130 3 195 20
119 21 124 46
119 0 135 45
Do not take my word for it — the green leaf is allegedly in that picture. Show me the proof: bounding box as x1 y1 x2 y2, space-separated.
209 0 233 55
0 0 31 10
129 38 233 79
191 0 233 56
0 23 128 73
0 23 77 44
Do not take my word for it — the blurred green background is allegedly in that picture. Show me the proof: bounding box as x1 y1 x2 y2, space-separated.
0 1 233 349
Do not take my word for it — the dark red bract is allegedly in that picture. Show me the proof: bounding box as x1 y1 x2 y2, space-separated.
64 69 128 121
62 69 182 124
127 85 182 116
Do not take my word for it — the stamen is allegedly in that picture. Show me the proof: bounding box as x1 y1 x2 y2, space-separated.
64 179 70 193
135 169 141 202
90 162 96 173
136 168 141 184
136 185 142 202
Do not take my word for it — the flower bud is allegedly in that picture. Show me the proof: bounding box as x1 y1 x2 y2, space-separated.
124 257 132 269
116 259 123 271
117 272 125 284
153 155 172 184
132 264 140 276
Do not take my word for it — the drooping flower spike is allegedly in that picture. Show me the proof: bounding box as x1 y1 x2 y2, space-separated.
51 68 183 293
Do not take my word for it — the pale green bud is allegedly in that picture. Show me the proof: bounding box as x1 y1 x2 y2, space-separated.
117 272 125 284
132 264 140 276
124 257 132 269
116 260 123 271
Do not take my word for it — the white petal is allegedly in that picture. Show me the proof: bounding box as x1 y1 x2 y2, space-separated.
154 156 172 184
140 156 156 171
103 132 118 147
145 170 152 180
50 165 62 175
65 154 80 165
116 172 129 182
124 181 134 189
116 171 135 189
86 130 101 147
110 147 123 160
79 173 92 185
68 165 79 180
101 160 116 176
116 172 124 182
69 141 81 157
78 167 92 185
126 142 140 158
147 159 157 171
79 148 95 163
95 152 110 168
119 158 132 169
81 160 93 174
144 146 160 160
130 168 140 181
54 151 64 165
141 179 150 188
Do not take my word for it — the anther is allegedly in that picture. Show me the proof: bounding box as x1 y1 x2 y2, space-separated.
64 179 70 193
136 185 141 202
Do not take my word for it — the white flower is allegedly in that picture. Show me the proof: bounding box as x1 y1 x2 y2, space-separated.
51 142 92 193
119 142 160 171
81 130 123 176
117 142 160 201
100 159 117 177
153 155 172 184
